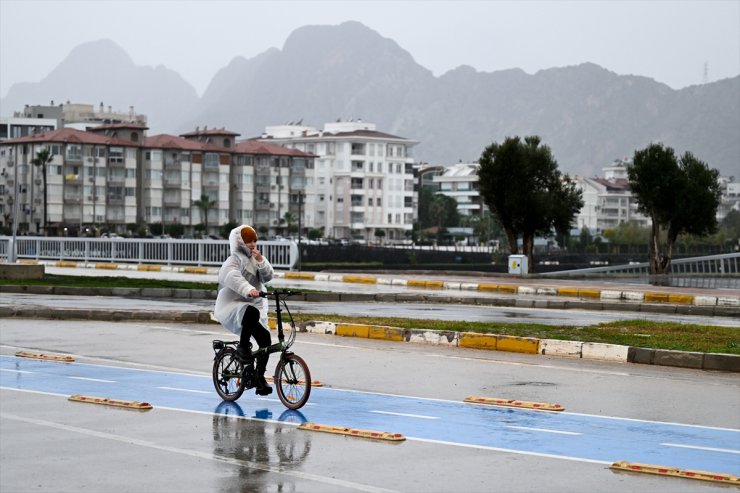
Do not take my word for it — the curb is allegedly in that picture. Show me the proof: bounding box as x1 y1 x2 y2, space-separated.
1 284 738 319
1 304 738 372
24 261 740 309
280 270 740 309
302 321 740 373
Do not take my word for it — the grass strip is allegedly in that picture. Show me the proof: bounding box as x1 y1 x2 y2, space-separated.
2 275 737 355
286 314 739 355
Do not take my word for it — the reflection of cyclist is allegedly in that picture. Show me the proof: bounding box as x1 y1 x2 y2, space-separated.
214 225 274 395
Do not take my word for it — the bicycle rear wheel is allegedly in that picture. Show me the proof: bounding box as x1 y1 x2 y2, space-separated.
213 347 245 401
274 354 311 410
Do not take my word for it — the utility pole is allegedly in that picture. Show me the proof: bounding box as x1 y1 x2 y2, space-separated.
297 191 303 271
9 144 19 262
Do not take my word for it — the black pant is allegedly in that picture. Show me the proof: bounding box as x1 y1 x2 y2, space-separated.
240 305 271 374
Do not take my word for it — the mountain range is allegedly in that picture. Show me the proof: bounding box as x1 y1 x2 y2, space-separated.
2 21 738 179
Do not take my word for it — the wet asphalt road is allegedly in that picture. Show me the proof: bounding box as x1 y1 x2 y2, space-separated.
1 317 738 493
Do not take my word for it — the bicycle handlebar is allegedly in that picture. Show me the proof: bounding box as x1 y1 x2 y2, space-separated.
258 289 302 298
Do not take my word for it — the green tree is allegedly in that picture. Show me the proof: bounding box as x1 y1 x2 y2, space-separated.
578 226 592 252
31 148 52 235
283 211 297 234
219 221 238 239
417 188 436 229
628 143 721 274
720 210 740 248
193 194 217 234
428 194 459 229
477 136 583 272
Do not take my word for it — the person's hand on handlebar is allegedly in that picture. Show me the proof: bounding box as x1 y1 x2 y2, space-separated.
248 288 260 297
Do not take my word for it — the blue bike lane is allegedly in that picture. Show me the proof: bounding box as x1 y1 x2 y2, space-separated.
2 355 738 476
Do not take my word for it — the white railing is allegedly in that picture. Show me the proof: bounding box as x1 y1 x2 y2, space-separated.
540 253 740 277
0 236 298 270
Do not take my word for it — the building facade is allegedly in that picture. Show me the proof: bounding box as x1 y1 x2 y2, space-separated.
0 124 314 237
259 120 417 242
431 162 486 217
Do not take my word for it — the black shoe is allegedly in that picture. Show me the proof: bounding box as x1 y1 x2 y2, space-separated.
255 375 273 396
235 346 252 363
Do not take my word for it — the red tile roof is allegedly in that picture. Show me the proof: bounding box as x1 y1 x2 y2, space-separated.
4 127 138 147
235 139 315 157
144 134 212 151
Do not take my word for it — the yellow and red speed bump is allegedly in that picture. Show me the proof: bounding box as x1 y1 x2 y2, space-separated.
68 394 152 410
15 351 75 363
464 395 564 412
298 422 405 441
266 376 323 387
610 461 739 484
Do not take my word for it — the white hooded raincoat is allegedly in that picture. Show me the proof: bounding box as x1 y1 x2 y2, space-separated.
214 226 274 334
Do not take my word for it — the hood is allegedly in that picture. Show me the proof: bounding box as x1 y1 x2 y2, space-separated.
228 225 252 257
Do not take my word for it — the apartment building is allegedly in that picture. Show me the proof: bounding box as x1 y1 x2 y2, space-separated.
431 162 486 217
0 127 140 235
259 120 417 242
0 123 314 237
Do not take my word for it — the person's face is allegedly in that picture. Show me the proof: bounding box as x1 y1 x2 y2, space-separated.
245 240 257 252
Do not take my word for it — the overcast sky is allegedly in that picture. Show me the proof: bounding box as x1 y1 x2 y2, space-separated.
1 0 738 101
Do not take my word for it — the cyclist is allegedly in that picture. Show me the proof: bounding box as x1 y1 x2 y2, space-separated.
214 225 275 395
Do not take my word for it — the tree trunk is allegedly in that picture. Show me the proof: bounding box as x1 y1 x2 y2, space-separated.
522 233 535 274
504 228 518 254
42 164 48 235
649 219 663 275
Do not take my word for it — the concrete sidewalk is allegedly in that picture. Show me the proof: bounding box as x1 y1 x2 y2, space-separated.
16 259 740 311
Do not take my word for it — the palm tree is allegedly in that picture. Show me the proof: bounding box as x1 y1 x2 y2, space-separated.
193 194 216 235
32 148 52 235
283 211 296 235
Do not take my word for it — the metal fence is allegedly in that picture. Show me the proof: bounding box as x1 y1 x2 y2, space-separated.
0 236 298 270
540 252 740 277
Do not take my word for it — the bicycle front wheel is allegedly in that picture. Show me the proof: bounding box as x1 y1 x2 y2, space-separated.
213 347 245 402
274 354 311 410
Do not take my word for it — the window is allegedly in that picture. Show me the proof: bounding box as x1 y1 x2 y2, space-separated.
66 145 82 160
204 153 219 168
126 148 137 159
109 147 124 164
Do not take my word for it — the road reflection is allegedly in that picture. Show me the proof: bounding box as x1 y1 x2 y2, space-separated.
212 401 311 492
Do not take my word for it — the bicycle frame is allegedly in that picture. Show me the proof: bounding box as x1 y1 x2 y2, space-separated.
212 289 299 360
212 288 310 409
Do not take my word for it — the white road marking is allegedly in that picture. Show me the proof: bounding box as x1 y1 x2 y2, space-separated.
370 410 439 420
506 425 582 436
68 376 116 383
660 442 740 454
0 368 32 374
2 412 398 493
156 386 211 394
